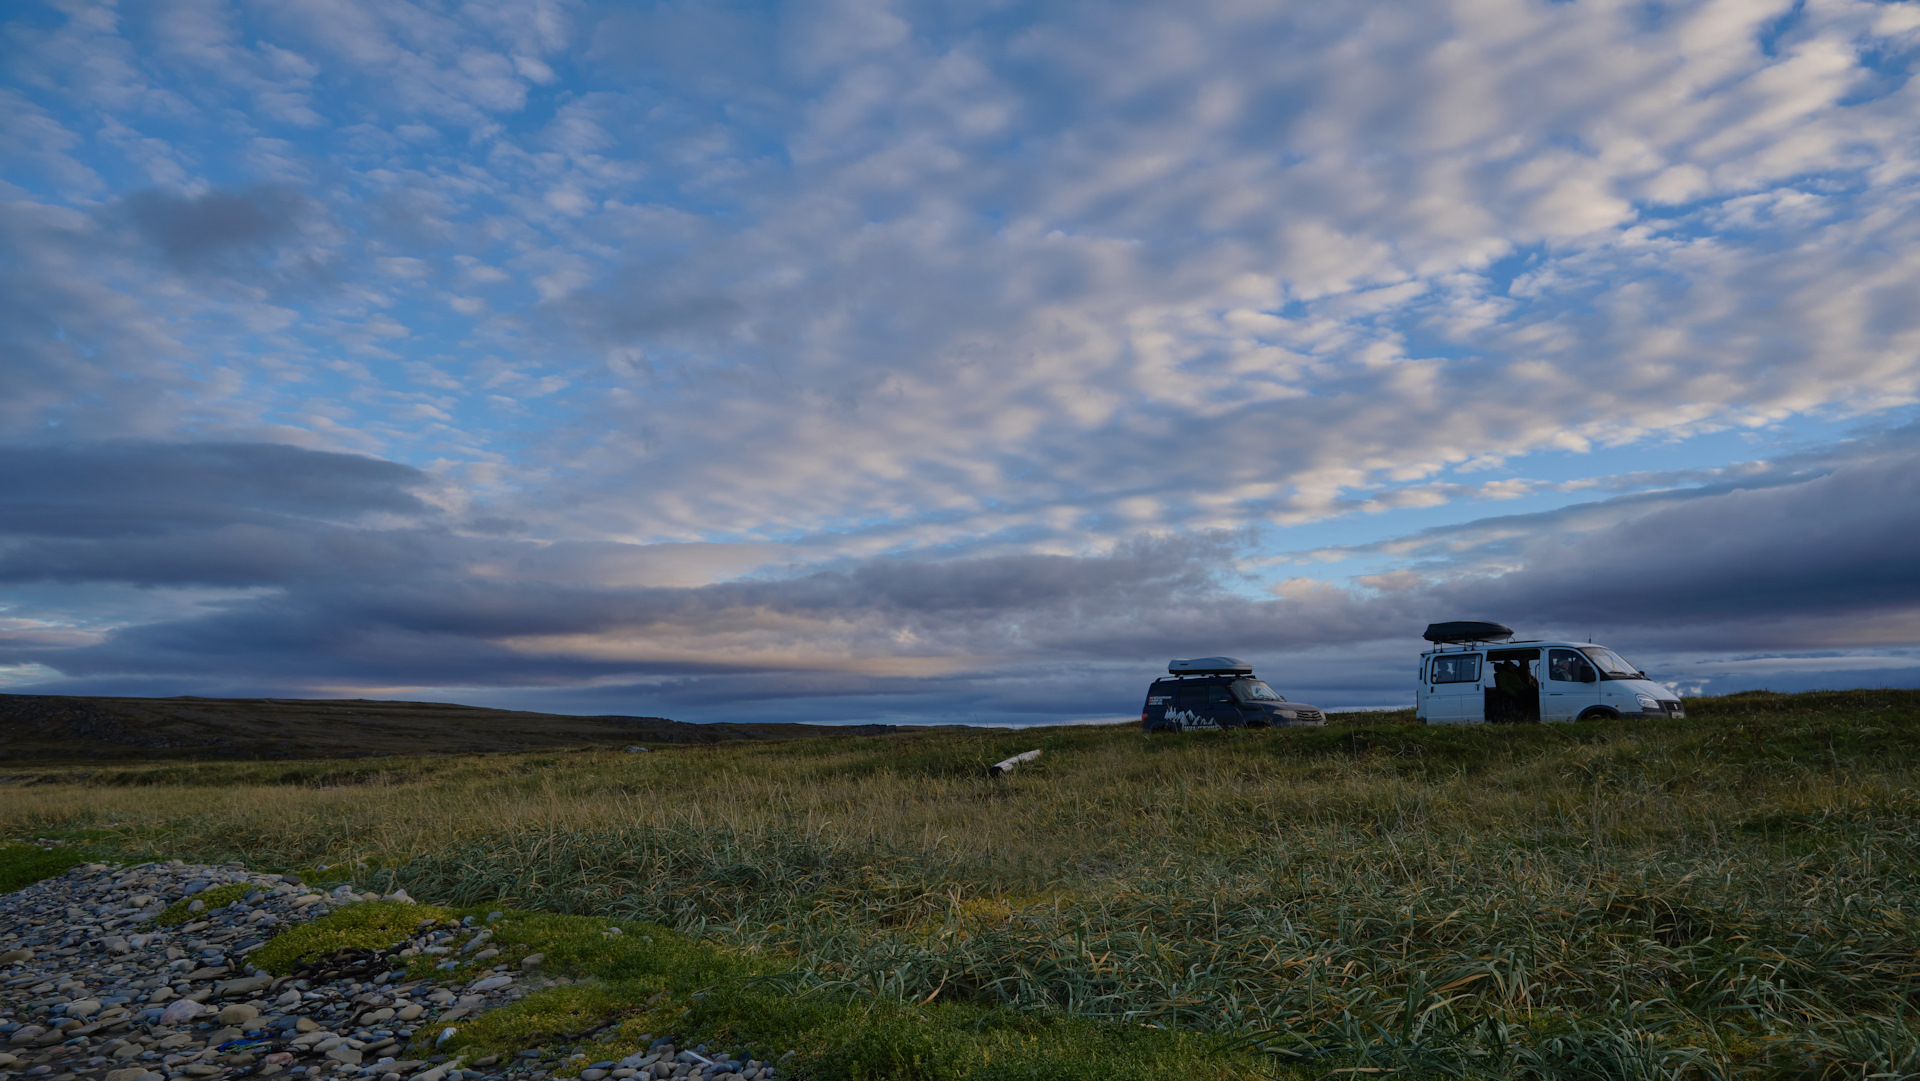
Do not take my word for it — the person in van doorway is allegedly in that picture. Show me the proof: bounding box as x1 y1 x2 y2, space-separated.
1491 660 1529 723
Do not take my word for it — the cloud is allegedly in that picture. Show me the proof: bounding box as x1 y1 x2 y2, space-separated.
3 0 1919 719
121 185 326 275
0 441 428 538
1433 451 1920 640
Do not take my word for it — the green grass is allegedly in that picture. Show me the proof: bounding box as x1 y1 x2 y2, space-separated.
7 688 1920 1079
317 905 1266 1080
0 843 86 892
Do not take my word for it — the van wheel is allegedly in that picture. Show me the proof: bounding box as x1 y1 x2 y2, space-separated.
1577 707 1620 722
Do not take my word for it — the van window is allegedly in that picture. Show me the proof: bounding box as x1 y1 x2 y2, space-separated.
1579 646 1643 679
1548 648 1596 683
1430 654 1481 684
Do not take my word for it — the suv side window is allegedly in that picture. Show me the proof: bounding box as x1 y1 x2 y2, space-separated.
1207 686 1235 704
1431 654 1481 684
1173 684 1208 706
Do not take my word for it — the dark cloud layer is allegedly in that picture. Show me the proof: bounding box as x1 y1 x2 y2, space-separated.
6 433 1916 722
1 442 428 539
1441 456 1920 631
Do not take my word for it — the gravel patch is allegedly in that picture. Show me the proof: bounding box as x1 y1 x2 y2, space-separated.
0 861 785 1081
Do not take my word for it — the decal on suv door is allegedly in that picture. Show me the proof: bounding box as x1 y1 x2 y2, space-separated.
1163 708 1218 730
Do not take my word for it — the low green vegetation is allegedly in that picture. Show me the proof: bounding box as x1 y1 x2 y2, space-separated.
0 843 85 893
3 688 1918 1079
151 881 258 927
273 902 1260 1079
250 900 455 973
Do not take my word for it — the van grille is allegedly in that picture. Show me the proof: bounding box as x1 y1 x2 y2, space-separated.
1291 708 1324 723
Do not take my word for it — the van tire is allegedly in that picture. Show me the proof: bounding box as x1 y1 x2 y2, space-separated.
1577 706 1620 722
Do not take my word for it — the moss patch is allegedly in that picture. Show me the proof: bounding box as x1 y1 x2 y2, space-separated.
251 900 453 974
0 844 86 893
437 984 630 1056
151 882 257 927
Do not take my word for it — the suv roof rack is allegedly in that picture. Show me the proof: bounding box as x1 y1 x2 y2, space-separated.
1168 656 1253 675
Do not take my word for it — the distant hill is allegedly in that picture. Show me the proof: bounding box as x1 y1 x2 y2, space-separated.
0 693 903 761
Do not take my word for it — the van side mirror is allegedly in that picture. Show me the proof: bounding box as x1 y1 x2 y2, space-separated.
1580 667 1597 684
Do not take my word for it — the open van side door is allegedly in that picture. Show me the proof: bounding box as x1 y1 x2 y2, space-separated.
1483 648 1541 723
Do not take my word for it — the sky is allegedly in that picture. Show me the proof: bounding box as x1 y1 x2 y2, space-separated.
3 0 1920 726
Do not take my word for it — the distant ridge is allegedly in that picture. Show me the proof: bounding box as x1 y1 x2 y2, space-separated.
0 693 904 761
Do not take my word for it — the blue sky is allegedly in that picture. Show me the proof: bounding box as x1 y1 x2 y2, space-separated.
3 0 1920 725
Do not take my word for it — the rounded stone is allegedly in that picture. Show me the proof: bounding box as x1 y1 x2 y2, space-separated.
217 1004 260 1026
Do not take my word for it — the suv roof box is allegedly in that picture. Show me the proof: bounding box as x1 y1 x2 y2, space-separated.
1168 656 1253 675
1422 620 1514 644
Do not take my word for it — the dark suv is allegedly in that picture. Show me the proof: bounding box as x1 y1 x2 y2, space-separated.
1140 657 1327 732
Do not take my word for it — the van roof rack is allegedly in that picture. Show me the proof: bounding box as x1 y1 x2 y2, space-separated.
1423 620 1514 644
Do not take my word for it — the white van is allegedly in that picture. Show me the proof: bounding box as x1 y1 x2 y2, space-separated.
1415 621 1685 724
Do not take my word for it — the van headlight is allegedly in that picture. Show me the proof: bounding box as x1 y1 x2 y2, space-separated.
1635 693 1658 710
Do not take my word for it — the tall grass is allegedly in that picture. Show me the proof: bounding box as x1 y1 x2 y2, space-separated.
6 691 1920 1078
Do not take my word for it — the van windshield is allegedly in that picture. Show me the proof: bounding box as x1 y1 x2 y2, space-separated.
1580 646 1643 679
1234 680 1285 702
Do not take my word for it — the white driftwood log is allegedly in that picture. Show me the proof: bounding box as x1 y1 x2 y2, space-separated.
988 749 1042 778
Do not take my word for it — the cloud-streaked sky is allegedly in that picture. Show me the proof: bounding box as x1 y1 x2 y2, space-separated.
4 0 1919 725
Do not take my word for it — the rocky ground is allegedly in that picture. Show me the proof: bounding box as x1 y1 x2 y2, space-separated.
0 862 784 1081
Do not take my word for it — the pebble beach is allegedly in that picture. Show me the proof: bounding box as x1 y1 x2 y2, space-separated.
0 861 784 1081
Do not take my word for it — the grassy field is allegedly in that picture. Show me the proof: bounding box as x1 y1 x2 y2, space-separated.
5 688 1920 1080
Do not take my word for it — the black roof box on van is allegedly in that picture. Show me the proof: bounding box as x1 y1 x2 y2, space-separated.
1423 620 1514 644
